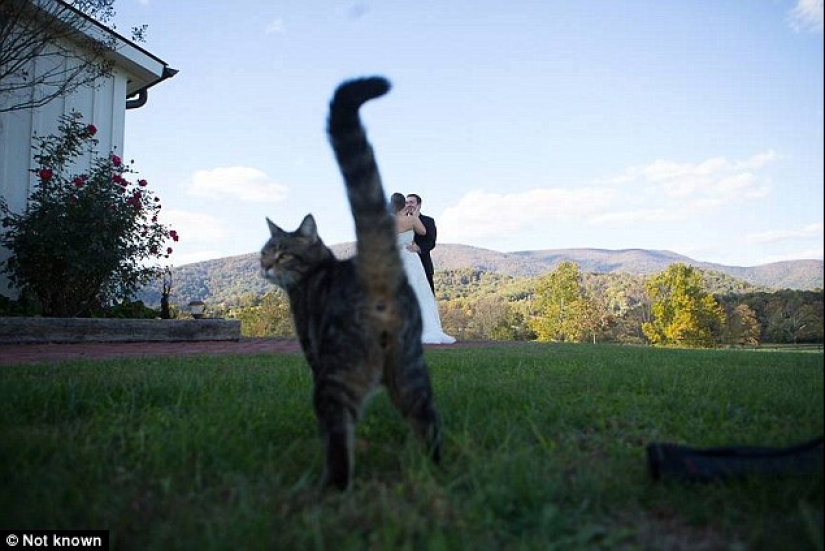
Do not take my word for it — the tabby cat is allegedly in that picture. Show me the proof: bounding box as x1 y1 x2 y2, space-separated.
260 76 441 490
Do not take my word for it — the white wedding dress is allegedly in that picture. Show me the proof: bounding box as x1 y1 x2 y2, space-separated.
397 230 456 344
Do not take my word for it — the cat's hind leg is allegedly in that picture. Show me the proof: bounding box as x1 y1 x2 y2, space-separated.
313 379 359 490
385 356 442 465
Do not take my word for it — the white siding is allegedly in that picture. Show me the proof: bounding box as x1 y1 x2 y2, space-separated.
1 36 127 194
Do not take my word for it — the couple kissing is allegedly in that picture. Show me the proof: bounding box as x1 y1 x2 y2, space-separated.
391 192 454 345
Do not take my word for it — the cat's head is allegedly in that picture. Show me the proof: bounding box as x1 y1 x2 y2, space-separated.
261 214 334 289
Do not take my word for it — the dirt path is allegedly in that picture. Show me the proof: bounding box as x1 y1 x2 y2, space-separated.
0 338 503 366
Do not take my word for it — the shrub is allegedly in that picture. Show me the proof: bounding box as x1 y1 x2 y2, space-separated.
0 112 179 317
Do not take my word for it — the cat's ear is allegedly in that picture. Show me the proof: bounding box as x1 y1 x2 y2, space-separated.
266 217 285 237
297 214 318 240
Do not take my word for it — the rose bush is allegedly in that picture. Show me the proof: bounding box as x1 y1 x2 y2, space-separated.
0 111 179 317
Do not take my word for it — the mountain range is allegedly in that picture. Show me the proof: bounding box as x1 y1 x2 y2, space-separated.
152 244 823 309
425 244 824 290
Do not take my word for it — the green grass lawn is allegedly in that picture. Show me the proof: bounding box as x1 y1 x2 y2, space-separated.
1 343 822 550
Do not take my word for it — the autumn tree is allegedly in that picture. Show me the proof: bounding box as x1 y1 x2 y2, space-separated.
1 0 146 113
233 290 295 338
642 263 726 348
766 292 822 344
529 261 590 342
721 302 761 347
493 305 535 341
610 276 652 344
580 287 614 344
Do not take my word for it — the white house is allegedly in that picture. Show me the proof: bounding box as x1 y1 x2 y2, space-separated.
0 0 176 298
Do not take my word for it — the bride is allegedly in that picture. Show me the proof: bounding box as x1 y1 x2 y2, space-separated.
390 193 456 344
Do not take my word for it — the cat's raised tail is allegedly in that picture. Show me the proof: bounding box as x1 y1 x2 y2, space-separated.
327 76 402 301
328 76 390 129
327 76 391 221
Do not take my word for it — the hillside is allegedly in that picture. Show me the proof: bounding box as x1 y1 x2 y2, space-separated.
141 244 823 308
430 245 824 290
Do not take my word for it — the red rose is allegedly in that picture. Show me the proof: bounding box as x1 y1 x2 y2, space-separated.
73 176 84 188
166 247 173 255
111 154 122 167
169 230 179 242
38 168 53 181
138 179 148 187
86 124 97 136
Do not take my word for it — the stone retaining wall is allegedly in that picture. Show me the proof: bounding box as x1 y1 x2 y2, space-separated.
0 317 241 344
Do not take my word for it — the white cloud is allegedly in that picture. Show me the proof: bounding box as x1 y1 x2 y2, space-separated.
746 223 824 244
757 246 824 264
439 187 614 241
788 0 824 32
608 151 775 211
589 207 682 225
155 209 231 266
440 151 781 249
187 167 289 204
735 150 780 170
162 209 227 244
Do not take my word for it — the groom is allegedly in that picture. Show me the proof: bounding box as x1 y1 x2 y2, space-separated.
405 193 437 294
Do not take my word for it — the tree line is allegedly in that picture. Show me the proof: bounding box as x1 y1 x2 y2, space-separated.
220 262 823 348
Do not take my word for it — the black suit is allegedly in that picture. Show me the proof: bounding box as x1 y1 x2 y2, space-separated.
414 214 437 293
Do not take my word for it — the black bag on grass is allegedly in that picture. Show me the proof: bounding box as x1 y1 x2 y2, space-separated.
646 436 824 483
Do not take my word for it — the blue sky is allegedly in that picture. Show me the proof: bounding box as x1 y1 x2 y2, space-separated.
114 1 823 268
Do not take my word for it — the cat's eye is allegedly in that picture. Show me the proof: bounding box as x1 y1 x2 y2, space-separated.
278 253 295 263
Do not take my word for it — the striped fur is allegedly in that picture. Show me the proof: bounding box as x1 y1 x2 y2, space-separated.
261 76 441 490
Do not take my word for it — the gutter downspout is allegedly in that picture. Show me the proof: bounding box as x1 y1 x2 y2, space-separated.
125 89 148 109
126 67 179 109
